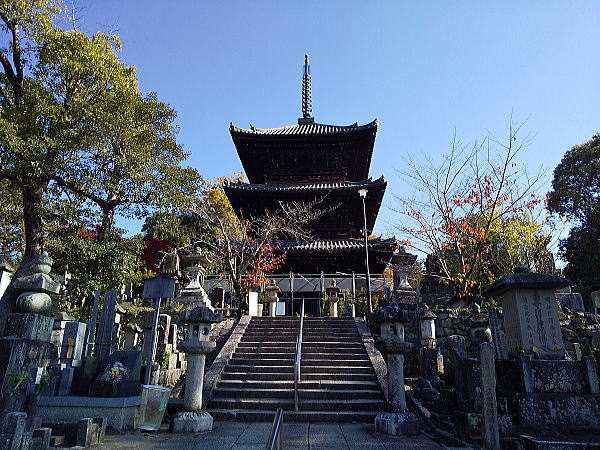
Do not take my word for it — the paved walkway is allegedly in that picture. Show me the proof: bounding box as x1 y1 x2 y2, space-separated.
102 421 443 449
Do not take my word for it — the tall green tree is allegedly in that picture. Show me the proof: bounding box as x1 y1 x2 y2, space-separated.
548 134 600 302
0 1 200 329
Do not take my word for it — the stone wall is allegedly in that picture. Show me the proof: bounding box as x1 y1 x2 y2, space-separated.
559 309 600 353
434 307 497 351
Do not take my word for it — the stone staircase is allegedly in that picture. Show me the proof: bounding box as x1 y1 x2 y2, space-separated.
208 316 386 422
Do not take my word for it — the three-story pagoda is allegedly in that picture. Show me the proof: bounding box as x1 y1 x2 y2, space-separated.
224 56 396 274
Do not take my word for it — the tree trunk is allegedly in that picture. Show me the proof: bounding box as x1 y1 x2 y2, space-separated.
0 186 45 334
97 207 115 244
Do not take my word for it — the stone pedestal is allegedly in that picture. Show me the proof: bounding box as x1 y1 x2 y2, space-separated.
173 306 222 433
173 411 213 433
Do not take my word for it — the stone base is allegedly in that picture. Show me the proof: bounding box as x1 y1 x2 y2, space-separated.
375 411 420 436
38 395 140 432
173 411 213 433
4 313 53 341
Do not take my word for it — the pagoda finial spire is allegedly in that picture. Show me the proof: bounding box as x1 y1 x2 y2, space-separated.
301 54 313 122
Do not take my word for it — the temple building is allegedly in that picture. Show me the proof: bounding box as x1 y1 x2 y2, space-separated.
224 55 397 275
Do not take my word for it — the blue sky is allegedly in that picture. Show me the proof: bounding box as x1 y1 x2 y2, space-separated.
77 1 600 239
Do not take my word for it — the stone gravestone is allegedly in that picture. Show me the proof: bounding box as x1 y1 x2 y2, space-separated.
484 267 569 357
60 321 87 362
555 292 585 312
94 290 118 371
487 307 508 359
89 350 142 398
123 323 143 350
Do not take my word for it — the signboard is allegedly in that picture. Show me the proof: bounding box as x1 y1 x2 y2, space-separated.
142 276 176 299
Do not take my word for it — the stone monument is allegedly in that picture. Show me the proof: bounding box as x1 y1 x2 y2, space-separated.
173 306 222 432
0 252 60 414
483 266 569 357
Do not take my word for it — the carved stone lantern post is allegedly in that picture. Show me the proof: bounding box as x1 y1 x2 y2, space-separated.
326 280 341 318
419 305 437 347
266 280 280 317
173 306 223 432
372 306 420 436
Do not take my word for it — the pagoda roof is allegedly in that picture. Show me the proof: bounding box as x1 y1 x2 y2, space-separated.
229 119 378 184
272 237 398 274
229 119 377 137
276 237 397 252
224 177 386 238
224 176 385 193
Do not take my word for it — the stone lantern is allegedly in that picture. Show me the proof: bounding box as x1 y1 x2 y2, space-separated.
390 247 419 305
266 280 280 317
419 305 437 347
372 306 420 435
391 248 417 291
483 265 570 358
178 249 212 310
173 306 222 432
325 280 341 318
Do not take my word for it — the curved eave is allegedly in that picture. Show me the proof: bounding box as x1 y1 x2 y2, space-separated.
229 119 378 137
276 237 398 252
223 176 386 192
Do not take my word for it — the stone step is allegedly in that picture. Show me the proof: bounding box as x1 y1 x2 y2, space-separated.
216 379 382 390
300 359 372 367
208 398 386 412
220 372 295 381
209 409 378 423
303 373 378 382
219 372 379 382
229 358 293 366
207 398 295 410
303 337 361 342
237 342 297 348
212 387 294 399
211 387 384 401
303 332 360 336
302 343 365 348
299 389 385 400
223 365 294 373
301 353 367 359
243 330 299 334
302 346 365 352
233 352 296 359
235 347 296 354
302 365 374 374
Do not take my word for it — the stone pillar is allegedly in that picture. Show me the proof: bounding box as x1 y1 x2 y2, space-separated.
483 266 570 357
173 306 223 432
326 280 340 318
479 342 500 450
372 306 420 436
266 280 280 318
